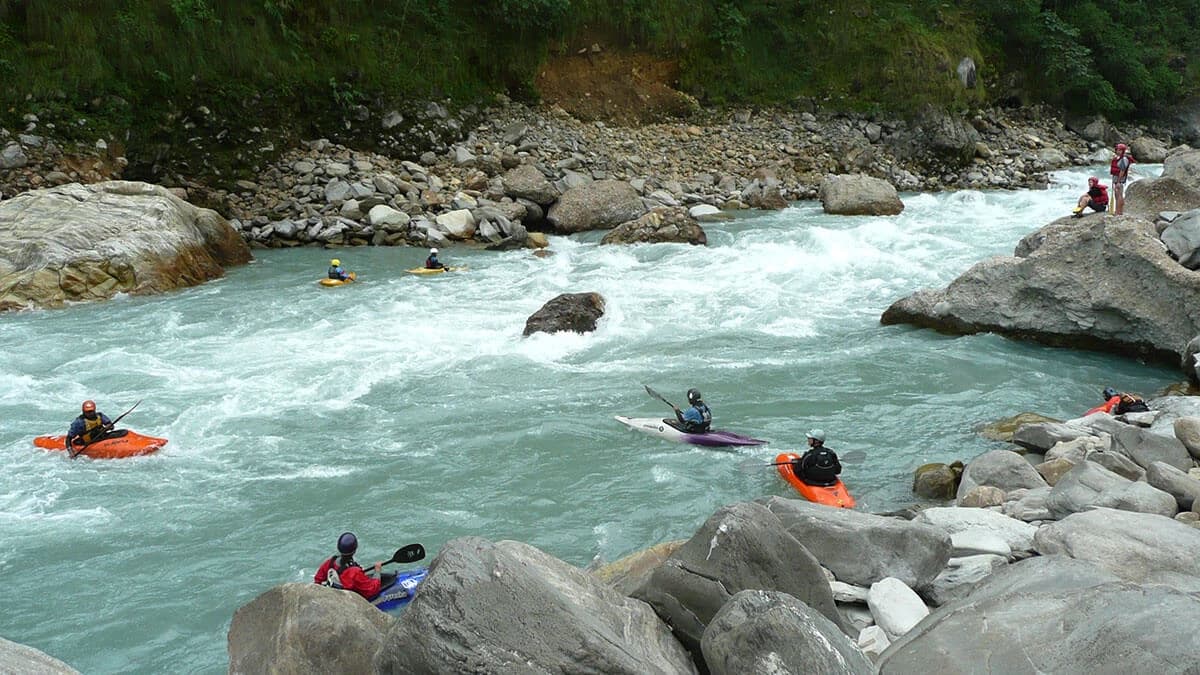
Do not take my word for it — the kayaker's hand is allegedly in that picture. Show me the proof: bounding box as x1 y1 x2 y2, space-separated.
374 561 382 576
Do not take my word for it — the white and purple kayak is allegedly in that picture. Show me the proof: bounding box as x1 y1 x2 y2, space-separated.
615 416 768 447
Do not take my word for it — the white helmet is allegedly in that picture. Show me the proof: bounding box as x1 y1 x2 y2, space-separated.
430 247 439 254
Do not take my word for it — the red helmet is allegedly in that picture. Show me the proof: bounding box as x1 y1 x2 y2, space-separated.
1116 143 1127 151
1088 176 1100 186
82 400 96 413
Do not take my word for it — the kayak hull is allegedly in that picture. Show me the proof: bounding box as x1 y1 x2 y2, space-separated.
615 416 767 447
319 272 357 286
406 267 462 276
34 430 167 459
775 452 855 508
371 567 429 613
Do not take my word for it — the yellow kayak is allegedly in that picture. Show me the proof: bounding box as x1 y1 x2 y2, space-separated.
318 272 357 286
406 266 464 276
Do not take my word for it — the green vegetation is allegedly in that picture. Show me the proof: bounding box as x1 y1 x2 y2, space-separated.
1 1 1197 137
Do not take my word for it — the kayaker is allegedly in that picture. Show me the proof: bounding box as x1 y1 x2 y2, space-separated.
328 259 351 281
1091 387 1150 415
66 400 114 450
792 429 842 486
1071 177 1109 217
424 247 448 270
313 532 396 600
672 388 712 433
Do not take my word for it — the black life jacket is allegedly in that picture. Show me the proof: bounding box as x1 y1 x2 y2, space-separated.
1115 394 1149 414
328 266 342 279
690 403 712 432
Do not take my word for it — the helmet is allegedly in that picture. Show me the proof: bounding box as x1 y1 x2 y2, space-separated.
1116 143 1127 151
687 388 702 404
331 259 341 266
337 532 358 555
1088 176 1099 186
430 248 439 254
806 429 826 443
82 400 96 413
1102 387 1118 400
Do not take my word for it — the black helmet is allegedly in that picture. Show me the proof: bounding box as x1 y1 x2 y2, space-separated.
1102 387 1118 400
337 532 358 555
687 388 702 404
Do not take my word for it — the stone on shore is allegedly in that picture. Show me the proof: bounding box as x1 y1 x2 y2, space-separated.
0 181 251 311
522 292 606 336
1162 147 1200 189
501 164 558 206
1070 412 1193 470
1185 336 1200 385
228 583 392 675
591 540 685 596
1145 461 1200 510
701 590 873 675
1176 416 1200 458
1045 461 1130 518
1124 176 1200 218
819 174 904 216
1033 507 1200 591
912 506 1036 553
955 449 1048 504
1160 209 1200 269
376 537 696 674
547 180 646 233
881 217 1200 362
922 554 1007 607
1000 486 1053 522
1129 136 1168 163
876 556 1200 674
759 497 951 589
632 501 845 663
867 577 929 641
0 636 79 674
601 207 707 245
911 462 961 500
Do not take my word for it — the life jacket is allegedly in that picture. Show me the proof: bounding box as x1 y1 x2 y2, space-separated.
1116 393 1149 414
320 556 360 588
328 266 345 279
1110 153 1135 176
689 403 712 432
78 414 106 443
425 256 440 269
1089 184 1109 204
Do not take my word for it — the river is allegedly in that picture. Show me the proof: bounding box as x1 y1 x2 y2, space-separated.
0 166 1177 673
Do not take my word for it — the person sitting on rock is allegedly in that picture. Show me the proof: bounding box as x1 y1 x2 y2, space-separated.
671 388 712 433
327 258 350 281
66 400 114 450
792 429 842 486
1092 387 1150 415
1072 177 1108 217
313 532 394 600
425 247 448 270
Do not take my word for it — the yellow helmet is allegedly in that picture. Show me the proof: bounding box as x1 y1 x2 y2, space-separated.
331 259 340 266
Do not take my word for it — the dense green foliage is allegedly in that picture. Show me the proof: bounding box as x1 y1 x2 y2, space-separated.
1 0 1198 122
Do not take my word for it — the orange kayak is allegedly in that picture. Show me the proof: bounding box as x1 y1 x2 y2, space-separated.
34 430 167 459
775 452 856 508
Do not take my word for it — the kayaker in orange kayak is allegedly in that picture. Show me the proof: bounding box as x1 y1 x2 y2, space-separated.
1087 386 1149 415
66 400 116 449
791 429 842 486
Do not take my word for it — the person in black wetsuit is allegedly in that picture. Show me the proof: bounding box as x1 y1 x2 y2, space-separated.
792 429 842 486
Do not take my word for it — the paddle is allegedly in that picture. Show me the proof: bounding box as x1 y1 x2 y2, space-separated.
380 543 426 567
739 449 866 472
70 399 142 459
643 384 679 412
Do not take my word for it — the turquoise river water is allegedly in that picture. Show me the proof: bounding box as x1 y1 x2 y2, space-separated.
0 166 1179 673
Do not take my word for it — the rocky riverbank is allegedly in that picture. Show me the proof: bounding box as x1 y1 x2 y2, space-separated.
227 392 1200 673
1 99 1177 253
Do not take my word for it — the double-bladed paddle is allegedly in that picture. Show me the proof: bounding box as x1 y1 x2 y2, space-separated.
643 384 680 412
380 543 426 567
70 399 143 459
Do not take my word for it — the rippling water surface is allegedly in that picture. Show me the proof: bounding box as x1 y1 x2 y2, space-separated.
0 166 1176 672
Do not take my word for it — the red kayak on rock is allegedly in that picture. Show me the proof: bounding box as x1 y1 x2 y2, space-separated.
775 452 856 508
34 430 167 459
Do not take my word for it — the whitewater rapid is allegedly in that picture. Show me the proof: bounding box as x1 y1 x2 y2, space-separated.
0 165 1177 673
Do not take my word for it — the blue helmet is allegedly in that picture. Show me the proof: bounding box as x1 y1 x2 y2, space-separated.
337 532 358 555
1102 387 1118 400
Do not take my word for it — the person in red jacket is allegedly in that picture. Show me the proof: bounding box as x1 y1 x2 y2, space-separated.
313 532 388 599
1110 143 1135 215
1072 177 1109 217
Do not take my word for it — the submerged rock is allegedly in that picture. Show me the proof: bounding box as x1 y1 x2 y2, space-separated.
0 181 251 311
911 462 962 500
601 207 707 245
522 292 606 336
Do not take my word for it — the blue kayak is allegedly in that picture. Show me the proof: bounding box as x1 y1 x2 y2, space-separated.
370 567 429 613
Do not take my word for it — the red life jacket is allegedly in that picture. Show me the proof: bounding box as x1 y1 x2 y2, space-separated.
1092 184 1109 204
1110 153 1135 176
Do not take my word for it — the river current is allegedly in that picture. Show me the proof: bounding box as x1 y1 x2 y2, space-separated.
0 166 1177 672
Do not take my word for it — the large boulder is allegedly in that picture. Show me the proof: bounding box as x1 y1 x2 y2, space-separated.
867 577 929 641
1071 412 1193 470
911 462 961 500
1092 480 1178 517
501 164 558 206
1129 136 1169 163
1176 416 1200 458
1045 461 1130 518
1160 208 1200 269
758 497 951 589
1124 176 1200 218
955 450 1048 503
1185 335 1200 384
899 109 982 168
1011 422 1094 452
632 502 846 662
1162 147 1200 189
881 217 1200 363
819 174 904 216
0 181 251 311
911 507 1036 553
522 292 606 336
1033 507 1200 591
1000 486 1053 522
700 590 872 675
228 583 392 675
0 637 78 674
376 537 695 674
922 554 1007 607
877 556 1200 674
1145 461 1200 510
547 180 646 233
601 207 707 245
592 540 684 596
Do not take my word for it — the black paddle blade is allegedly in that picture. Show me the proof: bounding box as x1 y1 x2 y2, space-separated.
391 543 425 564
643 385 676 409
